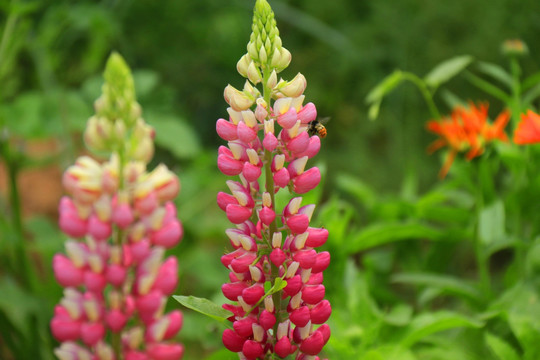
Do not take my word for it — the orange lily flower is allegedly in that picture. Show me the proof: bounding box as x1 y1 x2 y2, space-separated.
426 102 510 178
513 110 540 145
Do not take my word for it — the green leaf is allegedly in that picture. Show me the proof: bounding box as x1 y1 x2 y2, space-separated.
204 348 237 360
364 346 417 360
485 332 521 360
392 272 483 303
366 70 404 103
476 61 513 88
336 174 377 209
368 100 382 121
133 70 160 99
522 71 540 92
147 113 201 159
400 311 483 347
366 70 404 120
346 222 443 254
172 295 231 322
440 89 467 110
522 82 540 106
424 55 473 89
383 304 413 326
464 71 511 102
478 200 505 246
0 277 42 335
270 277 287 293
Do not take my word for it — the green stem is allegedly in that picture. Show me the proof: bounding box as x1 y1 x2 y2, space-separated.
402 72 441 119
0 133 30 287
474 159 491 299
112 332 121 360
261 67 283 343
0 1 18 82
510 56 522 126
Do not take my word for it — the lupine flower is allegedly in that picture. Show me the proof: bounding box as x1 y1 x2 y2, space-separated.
51 53 184 360
216 1 331 359
513 109 540 145
426 102 510 178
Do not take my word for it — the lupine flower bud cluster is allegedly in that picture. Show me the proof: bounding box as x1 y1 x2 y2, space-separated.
51 53 184 360
216 1 331 359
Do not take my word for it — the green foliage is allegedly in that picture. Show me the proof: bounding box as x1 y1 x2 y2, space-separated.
1 0 540 358
173 295 232 323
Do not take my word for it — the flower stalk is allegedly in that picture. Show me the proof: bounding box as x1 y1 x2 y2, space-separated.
50 53 184 360
216 1 331 359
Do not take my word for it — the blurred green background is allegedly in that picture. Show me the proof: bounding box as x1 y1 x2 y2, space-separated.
2 0 540 359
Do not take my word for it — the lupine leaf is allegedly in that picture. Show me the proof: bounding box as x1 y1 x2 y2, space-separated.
392 272 483 303
346 222 443 254
204 348 236 360
478 200 505 246
383 304 413 326
424 55 473 89
133 70 160 99
485 332 521 360
364 346 417 360
147 113 201 159
336 174 377 209
173 295 231 322
400 311 483 347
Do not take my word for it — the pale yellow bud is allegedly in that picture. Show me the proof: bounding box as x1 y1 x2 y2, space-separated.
237 54 251 77
270 50 282 69
224 85 254 111
247 61 262 84
279 73 307 98
277 48 292 70
114 120 126 141
267 70 278 89
247 42 259 61
259 46 268 64
84 116 107 151
130 137 154 164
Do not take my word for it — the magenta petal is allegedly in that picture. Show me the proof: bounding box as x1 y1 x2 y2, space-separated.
299 330 324 356
259 310 276 330
223 328 245 352
286 214 310 234
301 284 325 305
146 343 185 360
287 131 310 153
152 220 183 248
305 227 328 248
233 317 257 337
242 340 264 360
216 118 238 141
293 167 321 194
53 254 84 287
310 300 332 324
263 132 278 151
237 121 258 143
290 306 311 327
226 204 253 224
80 322 105 346
218 154 244 176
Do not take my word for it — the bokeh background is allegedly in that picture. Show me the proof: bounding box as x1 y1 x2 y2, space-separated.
1 0 540 358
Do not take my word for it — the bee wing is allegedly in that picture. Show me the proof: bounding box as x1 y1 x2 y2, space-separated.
318 117 331 125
